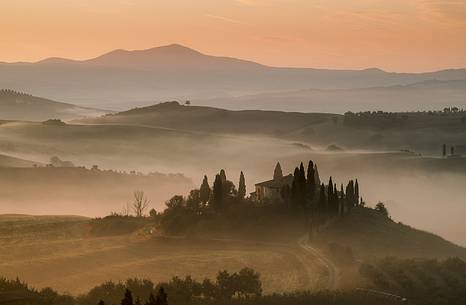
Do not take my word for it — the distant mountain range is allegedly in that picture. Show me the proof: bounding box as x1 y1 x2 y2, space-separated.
0 89 107 121
1 44 466 112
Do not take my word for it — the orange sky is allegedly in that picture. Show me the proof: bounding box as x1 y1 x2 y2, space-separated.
0 0 465 72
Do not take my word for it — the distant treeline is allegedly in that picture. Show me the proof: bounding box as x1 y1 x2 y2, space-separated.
0 89 35 97
0 269 404 305
344 108 466 128
3 258 465 305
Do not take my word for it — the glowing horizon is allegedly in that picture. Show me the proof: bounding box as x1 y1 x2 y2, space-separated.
1 0 466 72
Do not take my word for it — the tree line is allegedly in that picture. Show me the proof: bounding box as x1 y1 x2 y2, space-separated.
0 269 409 305
282 160 361 220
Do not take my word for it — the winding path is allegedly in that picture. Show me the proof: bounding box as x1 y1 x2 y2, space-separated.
298 236 340 290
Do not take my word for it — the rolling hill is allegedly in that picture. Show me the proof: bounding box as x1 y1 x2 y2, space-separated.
2 107 466 246
77 101 466 153
1 44 466 110
0 89 108 121
316 208 466 260
196 79 466 113
77 101 335 137
0 153 40 168
0 215 323 295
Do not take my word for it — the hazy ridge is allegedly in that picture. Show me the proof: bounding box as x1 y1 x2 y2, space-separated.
0 89 108 121
1 44 466 111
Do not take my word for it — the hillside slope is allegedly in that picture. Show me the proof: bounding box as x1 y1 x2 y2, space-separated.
0 153 39 168
316 208 466 260
77 101 334 137
0 89 108 121
0 215 323 295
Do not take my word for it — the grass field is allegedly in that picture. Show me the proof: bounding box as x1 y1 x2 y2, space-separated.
0 215 325 296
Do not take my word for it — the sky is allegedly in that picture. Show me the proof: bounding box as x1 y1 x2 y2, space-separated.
0 0 465 72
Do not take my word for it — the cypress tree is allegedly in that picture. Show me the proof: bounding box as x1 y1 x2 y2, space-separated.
273 162 283 180
355 179 360 207
346 180 355 209
327 177 334 214
219 169 227 182
212 174 224 211
334 183 338 216
299 162 306 184
299 163 307 208
307 160 316 200
238 171 246 199
291 167 300 207
340 184 345 215
318 183 326 215
314 164 321 186
199 175 211 204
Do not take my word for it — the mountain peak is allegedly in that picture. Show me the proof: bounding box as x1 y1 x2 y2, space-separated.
83 44 208 69
362 67 386 73
80 43 264 71
145 43 203 56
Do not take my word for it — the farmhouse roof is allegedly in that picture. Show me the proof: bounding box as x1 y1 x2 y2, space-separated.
255 174 294 188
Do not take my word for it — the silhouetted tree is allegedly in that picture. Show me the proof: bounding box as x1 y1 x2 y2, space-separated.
219 169 227 182
98 300 105 305
186 190 201 212
299 162 306 183
212 174 224 211
333 183 339 216
132 190 149 217
318 183 326 215
340 184 345 215
273 162 283 181
345 180 356 210
291 167 300 207
121 289 134 305
165 195 185 209
199 175 211 205
238 171 246 199
314 164 321 186
291 165 306 209
375 202 389 218
155 287 168 305
236 267 262 297
327 177 334 215
306 160 316 200
145 293 156 305
355 179 359 207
